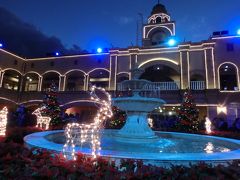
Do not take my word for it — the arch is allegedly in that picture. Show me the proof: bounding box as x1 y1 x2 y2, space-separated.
0 97 18 105
88 68 110 90
2 68 23 75
146 26 173 38
65 70 86 91
87 68 110 75
1 69 22 91
42 71 61 91
138 58 179 73
64 69 87 76
24 71 42 77
41 70 62 76
116 72 130 85
140 64 180 83
218 62 240 91
23 72 41 91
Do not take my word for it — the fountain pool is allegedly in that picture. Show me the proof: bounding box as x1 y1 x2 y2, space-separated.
24 129 240 166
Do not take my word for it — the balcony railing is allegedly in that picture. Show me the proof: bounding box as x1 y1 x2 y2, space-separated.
143 82 180 91
190 81 205 90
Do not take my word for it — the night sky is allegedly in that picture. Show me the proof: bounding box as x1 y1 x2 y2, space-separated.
0 0 240 57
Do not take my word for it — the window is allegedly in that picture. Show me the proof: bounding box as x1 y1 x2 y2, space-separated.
226 43 234 51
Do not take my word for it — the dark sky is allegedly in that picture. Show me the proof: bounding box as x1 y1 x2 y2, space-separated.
0 0 240 57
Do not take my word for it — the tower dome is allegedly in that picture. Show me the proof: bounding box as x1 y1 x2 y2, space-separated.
151 3 168 15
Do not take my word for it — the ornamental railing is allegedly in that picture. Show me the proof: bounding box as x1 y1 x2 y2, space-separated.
190 81 205 90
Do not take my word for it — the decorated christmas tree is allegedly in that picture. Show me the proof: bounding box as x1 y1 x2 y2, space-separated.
107 106 126 129
41 82 62 128
176 89 199 133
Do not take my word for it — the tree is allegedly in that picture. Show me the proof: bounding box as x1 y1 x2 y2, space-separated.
176 89 199 133
107 106 126 129
41 82 62 128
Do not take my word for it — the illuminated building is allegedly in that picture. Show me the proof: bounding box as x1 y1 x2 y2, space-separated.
0 3 240 127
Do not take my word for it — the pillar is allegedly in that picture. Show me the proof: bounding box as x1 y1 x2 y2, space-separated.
179 45 190 89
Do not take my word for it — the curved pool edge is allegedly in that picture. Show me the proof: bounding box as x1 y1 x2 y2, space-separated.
24 130 240 164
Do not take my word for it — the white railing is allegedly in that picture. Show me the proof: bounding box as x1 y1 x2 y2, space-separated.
190 81 205 90
144 82 180 91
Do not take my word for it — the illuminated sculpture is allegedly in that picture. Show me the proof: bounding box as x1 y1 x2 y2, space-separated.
0 107 8 136
63 86 113 159
205 117 212 134
33 107 51 130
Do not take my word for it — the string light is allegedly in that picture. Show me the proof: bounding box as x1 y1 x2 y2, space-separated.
205 117 212 134
33 107 51 130
63 86 113 160
0 107 8 136
148 118 153 128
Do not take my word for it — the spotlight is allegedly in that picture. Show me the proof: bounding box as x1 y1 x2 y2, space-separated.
0 43 3 48
237 29 240 35
97 48 103 53
168 39 176 46
55 52 59 56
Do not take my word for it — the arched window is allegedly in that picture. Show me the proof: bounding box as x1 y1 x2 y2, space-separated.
219 63 239 91
2 69 21 91
23 73 40 91
42 72 60 91
65 71 85 91
140 65 180 82
156 17 161 23
88 69 109 90
117 73 129 84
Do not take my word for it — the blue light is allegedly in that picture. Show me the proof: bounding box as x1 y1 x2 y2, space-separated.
237 29 240 35
168 39 176 46
97 48 103 53
55 52 59 56
0 43 3 48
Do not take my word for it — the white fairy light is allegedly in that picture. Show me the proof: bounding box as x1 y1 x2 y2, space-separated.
33 107 51 130
0 107 8 136
205 117 212 134
63 86 113 160
148 118 153 128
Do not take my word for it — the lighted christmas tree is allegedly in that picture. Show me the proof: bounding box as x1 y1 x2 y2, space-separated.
107 106 126 129
41 82 62 128
176 89 199 133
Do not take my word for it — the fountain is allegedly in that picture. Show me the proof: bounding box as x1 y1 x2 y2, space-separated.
24 68 240 166
112 68 165 142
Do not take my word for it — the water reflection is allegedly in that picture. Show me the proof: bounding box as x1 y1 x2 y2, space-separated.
204 142 214 153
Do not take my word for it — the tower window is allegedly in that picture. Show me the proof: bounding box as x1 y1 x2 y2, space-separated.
156 17 161 23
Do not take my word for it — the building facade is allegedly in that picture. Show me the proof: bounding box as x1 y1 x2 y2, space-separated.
0 3 240 126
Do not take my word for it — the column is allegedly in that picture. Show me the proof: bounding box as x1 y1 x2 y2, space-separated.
204 45 216 89
38 76 42 91
109 55 117 91
179 45 190 89
59 75 65 91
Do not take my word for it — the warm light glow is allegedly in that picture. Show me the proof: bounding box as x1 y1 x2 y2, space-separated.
205 117 212 134
217 106 227 114
0 107 8 136
33 107 51 130
138 57 179 68
63 86 113 160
